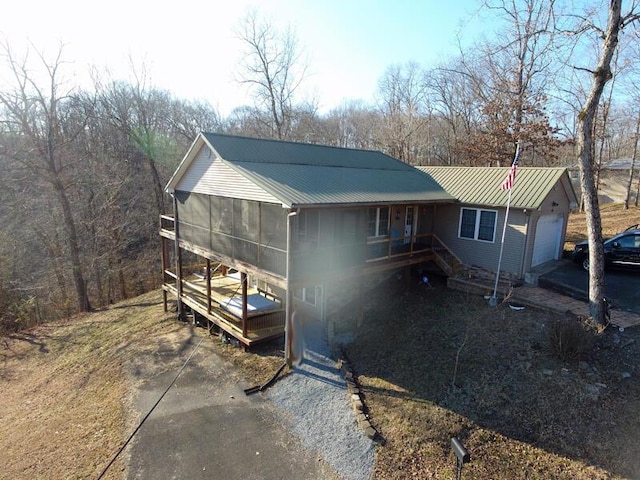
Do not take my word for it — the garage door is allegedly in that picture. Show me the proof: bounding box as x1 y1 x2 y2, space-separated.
532 214 564 267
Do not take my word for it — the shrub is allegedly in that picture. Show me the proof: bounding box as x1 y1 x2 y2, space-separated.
548 315 596 361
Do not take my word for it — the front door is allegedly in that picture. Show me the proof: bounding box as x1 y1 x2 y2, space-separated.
404 206 414 245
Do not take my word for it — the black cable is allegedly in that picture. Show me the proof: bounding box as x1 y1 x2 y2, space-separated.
97 333 206 479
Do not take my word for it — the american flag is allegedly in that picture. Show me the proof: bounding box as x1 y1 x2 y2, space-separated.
500 144 521 191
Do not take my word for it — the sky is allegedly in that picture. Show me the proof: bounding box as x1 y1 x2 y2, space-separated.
0 0 491 116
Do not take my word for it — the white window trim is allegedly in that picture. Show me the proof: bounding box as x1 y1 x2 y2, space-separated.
458 207 498 243
368 207 390 238
294 286 317 306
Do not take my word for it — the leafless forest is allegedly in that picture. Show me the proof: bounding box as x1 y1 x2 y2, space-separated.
1 1 639 330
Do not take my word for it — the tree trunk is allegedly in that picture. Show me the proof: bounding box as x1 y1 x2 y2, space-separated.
52 176 91 312
576 0 623 325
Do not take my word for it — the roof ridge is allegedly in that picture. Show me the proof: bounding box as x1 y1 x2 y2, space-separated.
202 131 386 156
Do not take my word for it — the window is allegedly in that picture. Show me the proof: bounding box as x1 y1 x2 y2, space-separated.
367 207 390 237
617 234 640 248
459 208 497 242
297 210 319 247
294 286 317 306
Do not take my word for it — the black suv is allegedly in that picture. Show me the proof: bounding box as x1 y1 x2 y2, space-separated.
573 226 640 271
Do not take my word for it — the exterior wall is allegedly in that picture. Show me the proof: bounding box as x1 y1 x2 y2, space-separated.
433 204 529 277
290 207 367 285
175 145 280 204
522 181 574 270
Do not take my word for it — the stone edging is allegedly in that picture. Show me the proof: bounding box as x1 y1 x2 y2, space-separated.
336 356 383 444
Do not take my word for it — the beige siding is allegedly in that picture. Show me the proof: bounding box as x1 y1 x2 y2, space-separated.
175 145 281 204
521 181 574 270
434 204 528 277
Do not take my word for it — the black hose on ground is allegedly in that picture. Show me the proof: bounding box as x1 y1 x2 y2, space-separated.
244 361 287 395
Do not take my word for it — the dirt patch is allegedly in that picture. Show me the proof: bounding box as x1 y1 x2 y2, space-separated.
345 274 640 479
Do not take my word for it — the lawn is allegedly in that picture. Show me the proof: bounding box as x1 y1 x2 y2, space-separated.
343 205 640 479
345 277 640 479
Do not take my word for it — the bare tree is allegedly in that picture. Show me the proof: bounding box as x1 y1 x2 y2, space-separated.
94 74 180 217
575 0 640 324
376 62 431 164
169 98 222 142
0 42 92 312
236 9 307 140
425 59 480 165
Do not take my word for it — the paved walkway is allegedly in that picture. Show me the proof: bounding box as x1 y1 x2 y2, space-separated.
127 333 340 480
511 285 640 330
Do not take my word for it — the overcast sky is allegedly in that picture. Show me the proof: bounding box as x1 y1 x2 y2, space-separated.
1 0 492 115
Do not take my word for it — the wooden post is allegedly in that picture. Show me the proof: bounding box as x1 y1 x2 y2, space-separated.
161 236 168 312
206 259 212 315
173 195 185 320
241 272 248 338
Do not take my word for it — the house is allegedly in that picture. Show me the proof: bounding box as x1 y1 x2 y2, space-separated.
417 166 578 282
160 134 578 353
160 133 459 351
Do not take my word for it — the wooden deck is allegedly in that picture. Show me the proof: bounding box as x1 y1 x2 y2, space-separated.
163 273 285 348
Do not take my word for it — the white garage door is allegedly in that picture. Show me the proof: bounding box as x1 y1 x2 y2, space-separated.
532 214 564 267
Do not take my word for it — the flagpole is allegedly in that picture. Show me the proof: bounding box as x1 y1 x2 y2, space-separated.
490 187 513 306
489 142 520 307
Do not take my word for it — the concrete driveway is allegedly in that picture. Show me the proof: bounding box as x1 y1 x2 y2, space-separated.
539 260 640 314
126 332 339 480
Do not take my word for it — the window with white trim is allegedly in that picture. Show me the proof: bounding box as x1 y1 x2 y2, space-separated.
459 208 497 242
367 207 390 237
294 286 317 306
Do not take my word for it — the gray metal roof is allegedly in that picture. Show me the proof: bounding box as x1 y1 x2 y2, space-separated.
417 166 577 209
227 161 453 207
202 132 416 170
169 133 455 207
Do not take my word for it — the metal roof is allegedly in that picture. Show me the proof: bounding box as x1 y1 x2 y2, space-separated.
417 166 577 209
226 161 453 207
202 132 416 170
168 133 455 207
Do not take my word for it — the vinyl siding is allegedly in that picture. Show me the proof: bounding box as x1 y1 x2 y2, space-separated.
175 145 282 204
434 204 528 276
521 179 573 270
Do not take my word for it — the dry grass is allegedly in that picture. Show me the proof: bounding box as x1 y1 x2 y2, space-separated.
0 290 285 480
345 277 640 479
564 204 640 251
0 291 178 479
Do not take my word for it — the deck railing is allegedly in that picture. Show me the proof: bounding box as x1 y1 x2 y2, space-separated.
160 214 175 233
365 231 433 262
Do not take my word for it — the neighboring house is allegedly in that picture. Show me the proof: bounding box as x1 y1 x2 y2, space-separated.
417 166 579 281
160 133 458 348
